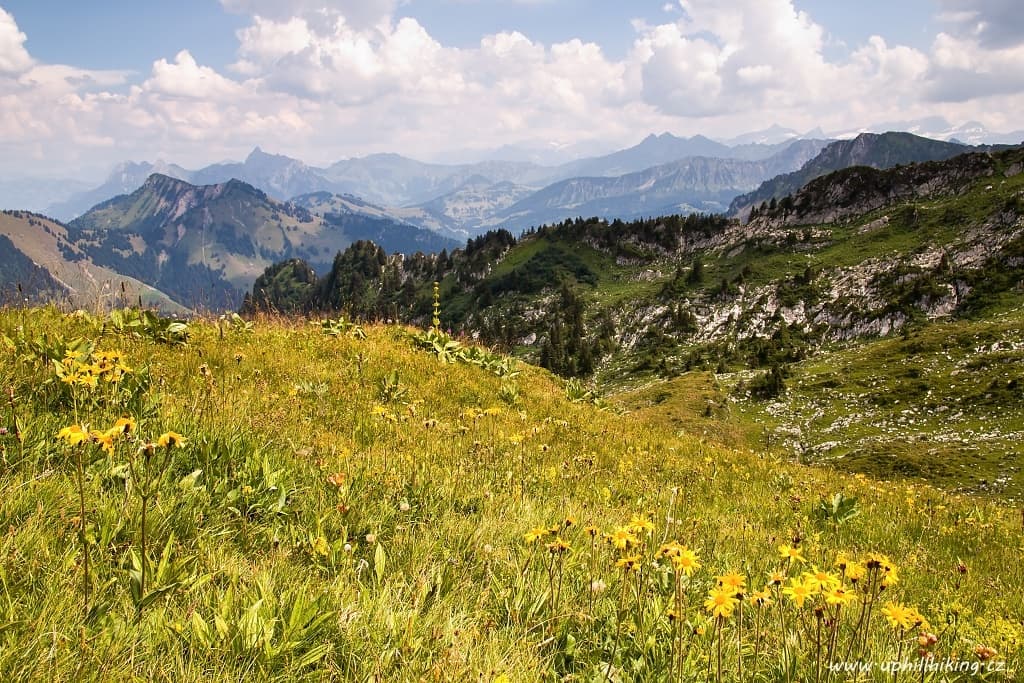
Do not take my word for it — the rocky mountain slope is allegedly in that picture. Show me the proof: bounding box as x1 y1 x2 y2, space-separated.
250 145 1024 376
728 132 1008 218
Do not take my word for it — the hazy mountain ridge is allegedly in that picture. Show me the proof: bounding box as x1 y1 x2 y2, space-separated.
39 132 832 234
482 139 829 232
60 174 457 310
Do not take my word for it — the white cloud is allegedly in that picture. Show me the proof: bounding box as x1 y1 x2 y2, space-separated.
145 50 245 100
925 31 1024 101
635 0 841 116
2 0 1024 179
0 7 32 74
936 0 1024 49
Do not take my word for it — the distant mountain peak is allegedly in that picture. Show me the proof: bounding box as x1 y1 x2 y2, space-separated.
246 146 292 164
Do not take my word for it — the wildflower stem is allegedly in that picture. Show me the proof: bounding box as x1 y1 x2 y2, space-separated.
716 615 723 683
74 446 89 618
737 599 744 683
815 610 822 683
139 492 148 615
893 627 905 681
603 572 628 683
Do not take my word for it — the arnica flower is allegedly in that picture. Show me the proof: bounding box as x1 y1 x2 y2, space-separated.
803 568 842 594
56 424 90 447
866 553 896 575
704 586 739 619
824 585 857 607
717 571 747 596
628 516 655 535
881 602 919 631
658 541 682 558
584 525 600 538
843 560 867 584
750 589 773 608
769 570 786 586
546 537 570 554
783 578 813 608
779 544 806 564
157 432 185 448
672 548 701 577
606 527 639 551
89 430 115 455
616 555 642 572
106 417 136 436
326 472 345 488
881 564 900 588
523 527 549 544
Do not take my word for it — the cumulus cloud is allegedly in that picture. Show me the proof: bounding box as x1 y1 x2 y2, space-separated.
146 50 245 100
2 0 1024 178
634 0 840 116
925 31 1024 101
936 0 1024 49
0 6 32 74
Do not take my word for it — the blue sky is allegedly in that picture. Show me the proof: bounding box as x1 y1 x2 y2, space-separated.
0 0 1021 177
5 0 937 69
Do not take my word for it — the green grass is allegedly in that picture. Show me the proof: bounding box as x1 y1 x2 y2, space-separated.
0 306 1022 681
726 308 1024 501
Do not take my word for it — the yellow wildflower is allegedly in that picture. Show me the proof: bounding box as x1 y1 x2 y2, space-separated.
89 430 115 455
105 417 136 437
824 585 857 607
783 578 813 608
704 587 739 619
616 555 642 572
56 425 90 447
717 571 747 595
750 589 773 608
628 515 655 535
523 527 548 544
157 431 185 448
606 527 639 551
843 560 867 583
546 537 570 554
802 568 841 594
779 544 806 564
881 602 916 630
672 548 701 577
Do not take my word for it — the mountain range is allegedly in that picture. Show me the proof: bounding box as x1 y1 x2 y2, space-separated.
39 134 832 237
0 174 457 311
2 125 1021 314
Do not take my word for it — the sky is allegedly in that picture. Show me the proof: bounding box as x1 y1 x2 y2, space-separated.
0 0 1022 179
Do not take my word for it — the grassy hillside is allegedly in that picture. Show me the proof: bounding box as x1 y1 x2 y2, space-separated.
728 309 1024 501
0 307 1021 681
0 210 186 313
